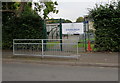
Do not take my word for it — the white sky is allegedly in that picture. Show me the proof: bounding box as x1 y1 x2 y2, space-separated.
48 0 116 22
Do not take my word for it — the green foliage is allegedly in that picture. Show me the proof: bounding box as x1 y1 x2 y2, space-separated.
63 19 72 23
2 4 45 49
2 1 59 49
89 1 120 52
2 2 19 10
76 17 84 22
34 1 59 19
2 18 44 49
2 1 59 19
21 3 33 16
46 18 72 23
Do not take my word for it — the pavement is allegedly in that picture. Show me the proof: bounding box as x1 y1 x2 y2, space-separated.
2 50 119 68
3 62 118 81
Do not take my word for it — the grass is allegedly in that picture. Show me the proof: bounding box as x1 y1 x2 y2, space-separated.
73 43 84 48
79 38 95 42
74 38 96 51
74 43 94 48
46 41 60 48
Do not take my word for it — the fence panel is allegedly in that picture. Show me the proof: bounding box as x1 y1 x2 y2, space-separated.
13 39 83 58
13 39 42 56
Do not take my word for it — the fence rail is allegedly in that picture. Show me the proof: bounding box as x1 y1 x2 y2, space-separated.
13 39 84 58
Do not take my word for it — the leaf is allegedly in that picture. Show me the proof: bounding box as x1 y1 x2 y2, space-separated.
54 1 58 5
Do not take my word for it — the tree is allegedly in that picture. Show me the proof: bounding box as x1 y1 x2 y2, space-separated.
89 1 120 52
63 19 72 23
2 3 44 49
2 2 27 17
2 1 59 49
33 1 59 19
2 1 58 19
46 18 72 24
76 17 84 22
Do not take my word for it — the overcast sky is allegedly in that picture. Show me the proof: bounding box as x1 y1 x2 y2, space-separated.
48 0 115 22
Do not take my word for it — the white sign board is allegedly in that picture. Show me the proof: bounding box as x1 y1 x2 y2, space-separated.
62 23 84 34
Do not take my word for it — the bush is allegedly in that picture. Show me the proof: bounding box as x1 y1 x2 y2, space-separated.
89 1 120 52
2 10 46 49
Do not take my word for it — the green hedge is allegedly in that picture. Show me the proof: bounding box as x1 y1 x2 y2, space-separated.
89 2 120 52
2 12 45 49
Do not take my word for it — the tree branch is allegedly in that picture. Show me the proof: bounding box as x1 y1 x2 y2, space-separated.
0 10 15 13
16 2 27 17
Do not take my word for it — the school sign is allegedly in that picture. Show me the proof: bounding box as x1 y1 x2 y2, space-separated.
62 23 84 34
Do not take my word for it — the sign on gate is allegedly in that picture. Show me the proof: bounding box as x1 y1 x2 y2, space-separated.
62 23 84 34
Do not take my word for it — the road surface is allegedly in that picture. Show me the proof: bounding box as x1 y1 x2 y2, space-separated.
3 62 118 81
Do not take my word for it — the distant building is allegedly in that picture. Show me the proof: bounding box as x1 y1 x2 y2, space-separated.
89 21 95 31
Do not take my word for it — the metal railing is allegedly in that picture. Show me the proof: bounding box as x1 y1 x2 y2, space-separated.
13 39 83 58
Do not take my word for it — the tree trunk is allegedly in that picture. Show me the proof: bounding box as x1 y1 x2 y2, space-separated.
16 2 27 17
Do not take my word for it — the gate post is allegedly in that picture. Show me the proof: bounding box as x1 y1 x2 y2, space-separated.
13 39 15 55
84 22 87 52
59 18 63 51
42 39 44 58
43 20 47 51
77 43 78 54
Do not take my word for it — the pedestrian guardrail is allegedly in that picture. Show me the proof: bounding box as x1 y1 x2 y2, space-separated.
13 39 83 58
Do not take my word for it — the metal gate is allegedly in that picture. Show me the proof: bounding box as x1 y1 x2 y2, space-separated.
13 39 84 58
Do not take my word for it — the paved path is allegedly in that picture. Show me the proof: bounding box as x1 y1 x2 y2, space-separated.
2 50 118 68
3 62 118 81
46 35 84 56
62 35 84 52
